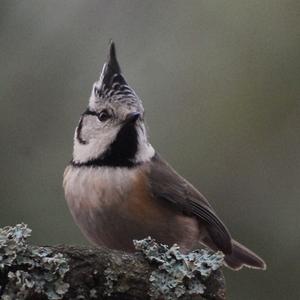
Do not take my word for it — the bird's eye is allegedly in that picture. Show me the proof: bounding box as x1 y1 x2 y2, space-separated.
98 110 110 122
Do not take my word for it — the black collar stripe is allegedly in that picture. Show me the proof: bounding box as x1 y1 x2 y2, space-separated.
73 120 139 168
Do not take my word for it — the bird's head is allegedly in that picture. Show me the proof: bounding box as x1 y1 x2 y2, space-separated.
72 42 154 168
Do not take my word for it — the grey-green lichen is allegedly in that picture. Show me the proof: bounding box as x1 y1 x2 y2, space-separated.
103 253 133 296
0 224 69 300
103 265 118 296
134 237 224 300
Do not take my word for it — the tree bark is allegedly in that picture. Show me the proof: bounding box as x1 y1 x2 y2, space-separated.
0 225 226 300
0 245 226 300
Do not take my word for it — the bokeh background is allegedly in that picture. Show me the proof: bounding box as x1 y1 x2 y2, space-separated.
1 1 299 299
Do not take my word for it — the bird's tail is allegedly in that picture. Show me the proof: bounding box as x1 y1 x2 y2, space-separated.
224 239 266 271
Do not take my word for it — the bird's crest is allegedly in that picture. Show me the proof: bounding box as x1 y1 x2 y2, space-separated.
91 41 141 109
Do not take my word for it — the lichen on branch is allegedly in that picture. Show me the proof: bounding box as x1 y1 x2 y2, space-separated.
134 237 224 299
0 224 226 300
0 224 69 300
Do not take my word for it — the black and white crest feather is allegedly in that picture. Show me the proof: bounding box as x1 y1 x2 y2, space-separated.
92 41 141 109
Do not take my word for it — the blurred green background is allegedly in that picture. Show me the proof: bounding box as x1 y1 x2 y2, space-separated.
0 1 299 299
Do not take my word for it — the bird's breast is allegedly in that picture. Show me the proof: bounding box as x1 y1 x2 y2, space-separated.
64 166 137 213
63 165 201 252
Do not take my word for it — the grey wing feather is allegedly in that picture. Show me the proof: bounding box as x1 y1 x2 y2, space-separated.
148 154 232 254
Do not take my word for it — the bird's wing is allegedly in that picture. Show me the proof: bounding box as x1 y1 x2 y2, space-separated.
148 154 232 254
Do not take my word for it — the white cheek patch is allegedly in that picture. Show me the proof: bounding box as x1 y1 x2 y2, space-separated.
73 114 154 165
73 125 120 163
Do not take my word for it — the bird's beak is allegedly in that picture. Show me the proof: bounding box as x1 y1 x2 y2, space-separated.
125 112 141 124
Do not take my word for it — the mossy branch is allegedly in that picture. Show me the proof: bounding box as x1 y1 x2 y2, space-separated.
0 224 226 300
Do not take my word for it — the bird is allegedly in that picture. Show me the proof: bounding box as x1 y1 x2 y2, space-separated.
63 41 266 271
